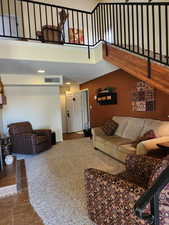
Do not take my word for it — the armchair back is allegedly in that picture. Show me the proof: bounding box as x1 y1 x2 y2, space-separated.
8 122 33 136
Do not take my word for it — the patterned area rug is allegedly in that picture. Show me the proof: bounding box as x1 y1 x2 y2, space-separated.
25 138 124 225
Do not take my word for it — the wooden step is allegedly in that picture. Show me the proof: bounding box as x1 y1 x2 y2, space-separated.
103 44 169 95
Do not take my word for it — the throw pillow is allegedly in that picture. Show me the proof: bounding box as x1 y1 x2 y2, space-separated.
102 120 118 136
132 129 156 148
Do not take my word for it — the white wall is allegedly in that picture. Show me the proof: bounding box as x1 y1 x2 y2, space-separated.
3 86 63 142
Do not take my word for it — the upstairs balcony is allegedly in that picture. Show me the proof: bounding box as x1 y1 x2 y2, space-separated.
0 0 169 90
0 0 168 64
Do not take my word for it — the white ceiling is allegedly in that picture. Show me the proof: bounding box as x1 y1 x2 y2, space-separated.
0 59 118 84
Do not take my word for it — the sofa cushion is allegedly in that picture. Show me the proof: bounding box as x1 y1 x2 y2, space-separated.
113 116 129 137
102 120 118 136
132 129 156 148
104 136 132 148
122 117 145 140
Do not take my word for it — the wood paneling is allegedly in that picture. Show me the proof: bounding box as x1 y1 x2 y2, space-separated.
103 44 169 95
80 70 169 128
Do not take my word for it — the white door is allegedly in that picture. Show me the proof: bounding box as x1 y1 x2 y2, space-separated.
66 92 83 133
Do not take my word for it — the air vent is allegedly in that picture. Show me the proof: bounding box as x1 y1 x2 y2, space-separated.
45 77 61 83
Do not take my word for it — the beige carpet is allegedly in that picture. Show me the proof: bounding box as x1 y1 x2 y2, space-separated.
25 138 124 225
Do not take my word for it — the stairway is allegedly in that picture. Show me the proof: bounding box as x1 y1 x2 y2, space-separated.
103 43 169 95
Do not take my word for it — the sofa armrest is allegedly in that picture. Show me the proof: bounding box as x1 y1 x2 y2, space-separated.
136 136 169 155
92 127 105 137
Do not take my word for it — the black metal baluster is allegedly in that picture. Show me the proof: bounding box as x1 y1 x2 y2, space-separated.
62 8 65 43
106 4 109 43
159 5 162 62
21 0 25 38
0 0 5 36
147 5 150 58
136 4 139 53
97 6 100 43
119 4 122 47
166 5 168 65
27 1 31 38
67 9 70 43
116 4 119 46
104 4 107 42
7 0 12 36
127 4 130 50
109 4 113 44
14 0 19 37
33 4 37 40
101 4 104 41
72 10 75 43
147 5 151 78
81 13 84 45
91 13 94 45
77 11 80 44
112 4 116 45
86 13 90 58
152 4 155 59
123 5 126 48
56 7 59 28
39 4 42 33
45 5 49 41
98 5 101 42
51 6 54 42
94 10 97 44
141 5 144 55
132 4 134 52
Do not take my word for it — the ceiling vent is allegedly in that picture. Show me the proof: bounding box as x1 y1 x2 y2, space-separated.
44 76 63 85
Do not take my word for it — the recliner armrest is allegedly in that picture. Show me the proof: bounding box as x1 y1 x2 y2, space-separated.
34 129 52 137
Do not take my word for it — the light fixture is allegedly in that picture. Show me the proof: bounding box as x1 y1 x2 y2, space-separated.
37 69 45 73
66 82 71 85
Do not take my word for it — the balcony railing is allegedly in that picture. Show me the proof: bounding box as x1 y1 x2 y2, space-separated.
0 0 169 66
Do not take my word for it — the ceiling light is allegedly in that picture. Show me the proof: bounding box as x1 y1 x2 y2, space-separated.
66 82 71 85
37 70 45 73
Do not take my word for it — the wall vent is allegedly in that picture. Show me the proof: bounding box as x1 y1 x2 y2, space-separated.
45 77 60 83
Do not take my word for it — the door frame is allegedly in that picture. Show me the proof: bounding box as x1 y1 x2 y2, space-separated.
80 88 91 129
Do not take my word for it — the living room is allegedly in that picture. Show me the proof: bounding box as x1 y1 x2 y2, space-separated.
0 0 169 225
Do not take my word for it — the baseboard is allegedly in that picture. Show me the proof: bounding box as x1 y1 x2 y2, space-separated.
94 147 125 165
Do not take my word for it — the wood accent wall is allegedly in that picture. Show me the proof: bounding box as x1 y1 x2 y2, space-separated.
103 44 169 95
80 69 169 128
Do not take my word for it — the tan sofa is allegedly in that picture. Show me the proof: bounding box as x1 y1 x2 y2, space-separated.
92 116 169 163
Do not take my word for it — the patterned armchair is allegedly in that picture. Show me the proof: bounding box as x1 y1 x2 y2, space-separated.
84 154 169 225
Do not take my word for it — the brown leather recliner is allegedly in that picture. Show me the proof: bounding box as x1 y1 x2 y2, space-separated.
8 122 52 154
